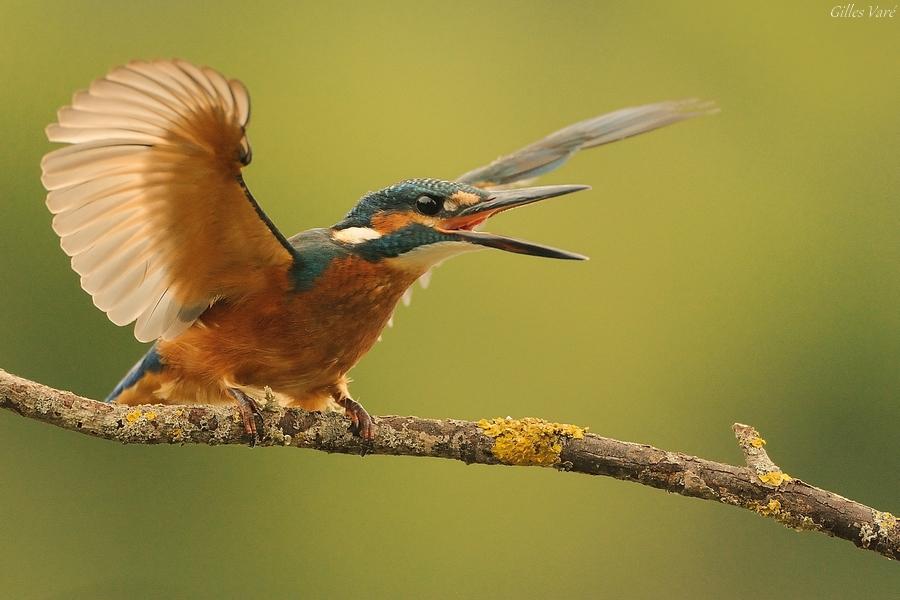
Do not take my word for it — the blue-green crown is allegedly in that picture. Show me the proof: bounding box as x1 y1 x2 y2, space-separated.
335 178 484 229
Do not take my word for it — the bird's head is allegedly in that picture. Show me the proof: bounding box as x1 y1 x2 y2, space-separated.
332 178 588 271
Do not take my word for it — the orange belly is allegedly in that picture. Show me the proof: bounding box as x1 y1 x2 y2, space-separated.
115 256 420 410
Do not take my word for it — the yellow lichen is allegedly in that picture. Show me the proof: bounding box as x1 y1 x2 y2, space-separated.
750 436 766 448
874 511 897 532
477 417 586 467
754 498 782 516
749 498 819 532
125 409 157 423
759 471 793 486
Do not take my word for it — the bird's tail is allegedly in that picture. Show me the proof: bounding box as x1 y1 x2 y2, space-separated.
105 343 163 402
457 99 717 188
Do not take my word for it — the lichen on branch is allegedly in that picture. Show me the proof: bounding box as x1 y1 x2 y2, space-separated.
0 368 897 561
477 416 586 466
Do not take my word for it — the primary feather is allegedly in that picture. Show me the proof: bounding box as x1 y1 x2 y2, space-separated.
457 99 717 188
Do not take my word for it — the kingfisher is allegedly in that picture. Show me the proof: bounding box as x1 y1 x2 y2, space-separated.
41 59 713 441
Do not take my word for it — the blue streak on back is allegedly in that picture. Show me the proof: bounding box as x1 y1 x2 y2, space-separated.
105 343 164 402
288 228 350 291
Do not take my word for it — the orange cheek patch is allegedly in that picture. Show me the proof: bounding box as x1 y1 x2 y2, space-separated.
371 211 432 234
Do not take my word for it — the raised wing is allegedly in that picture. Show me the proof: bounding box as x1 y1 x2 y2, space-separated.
42 59 294 342
457 99 716 188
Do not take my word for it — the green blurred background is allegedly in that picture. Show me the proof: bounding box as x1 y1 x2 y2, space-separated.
1 1 897 598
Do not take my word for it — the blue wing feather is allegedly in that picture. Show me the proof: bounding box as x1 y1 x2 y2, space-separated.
458 99 717 188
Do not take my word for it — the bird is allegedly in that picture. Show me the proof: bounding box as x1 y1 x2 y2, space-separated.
41 59 714 442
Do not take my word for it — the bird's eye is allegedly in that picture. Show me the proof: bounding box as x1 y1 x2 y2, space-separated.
415 195 443 216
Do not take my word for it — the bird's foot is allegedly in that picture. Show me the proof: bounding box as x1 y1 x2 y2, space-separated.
228 388 264 446
336 395 376 441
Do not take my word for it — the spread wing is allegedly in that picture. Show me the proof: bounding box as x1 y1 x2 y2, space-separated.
41 59 294 342
457 99 716 188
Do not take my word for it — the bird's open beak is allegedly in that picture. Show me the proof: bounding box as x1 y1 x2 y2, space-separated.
440 185 590 260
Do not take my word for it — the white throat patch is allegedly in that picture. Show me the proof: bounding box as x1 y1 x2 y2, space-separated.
387 240 481 271
332 227 382 244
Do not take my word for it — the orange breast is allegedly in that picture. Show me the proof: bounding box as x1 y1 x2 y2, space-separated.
154 256 420 406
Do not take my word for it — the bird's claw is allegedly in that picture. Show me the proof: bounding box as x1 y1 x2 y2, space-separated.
338 396 376 442
229 388 264 447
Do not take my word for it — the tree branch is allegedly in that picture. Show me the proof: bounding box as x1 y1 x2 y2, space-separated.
1 368 896 561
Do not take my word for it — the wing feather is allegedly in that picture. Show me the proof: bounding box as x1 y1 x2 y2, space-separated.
458 99 716 188
42 59 294 342
88 79 184 121
107 268 169 326
50 189 141 235
58 213 142 256
80 236 154 294
92 263 149 310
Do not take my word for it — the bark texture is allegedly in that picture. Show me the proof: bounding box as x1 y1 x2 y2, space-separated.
1 368 896 561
